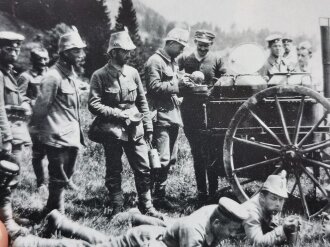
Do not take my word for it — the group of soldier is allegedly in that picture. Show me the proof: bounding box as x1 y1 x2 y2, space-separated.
0 24 327 247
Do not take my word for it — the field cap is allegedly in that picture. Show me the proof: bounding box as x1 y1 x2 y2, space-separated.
266 34 282 46
165 27 189 47
194 30 216 44
31 47 49 59
218 197 249 222
58 26 86 53
0 31 25 42
107 27 136 53
262 170 288 198
282 36 293 43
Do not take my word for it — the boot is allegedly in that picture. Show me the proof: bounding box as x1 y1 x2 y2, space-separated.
12 234 92 247
137 190 164 220
0 190 29 239
45 182 65 214
153 184 175 210
108 191 124 217
45 209 108 244
129 210 167 227
32 158 47 188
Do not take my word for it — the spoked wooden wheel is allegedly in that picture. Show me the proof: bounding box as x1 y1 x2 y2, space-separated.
224 85 330 219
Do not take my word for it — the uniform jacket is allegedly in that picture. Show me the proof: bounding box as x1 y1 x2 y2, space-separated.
177 51 225 86
259 55 288 79
89 62 152 142
162 205 218 247
0 64 31 145
0 71 12 144
242 194 287 246
17 68 48 106
31 60 83 148
144 49 182 127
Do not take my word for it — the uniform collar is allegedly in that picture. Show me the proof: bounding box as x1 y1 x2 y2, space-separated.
268 55 286 66
205 219 215 246
0 63 14 74
194 50 208 62
30 67 48 77
56 59 75 79
156 49 174 63
106 62 127 78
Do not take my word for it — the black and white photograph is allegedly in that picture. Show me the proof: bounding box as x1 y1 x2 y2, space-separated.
1 0 330 246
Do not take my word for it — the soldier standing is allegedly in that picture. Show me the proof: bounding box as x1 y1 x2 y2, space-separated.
30 28 86 214
18 47 49 190
260 34 289 80
0 31 32 170
144 27 191 209
88 28 162 218
177 30 226 204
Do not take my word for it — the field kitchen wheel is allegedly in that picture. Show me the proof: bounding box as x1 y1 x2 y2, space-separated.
223 85 330 218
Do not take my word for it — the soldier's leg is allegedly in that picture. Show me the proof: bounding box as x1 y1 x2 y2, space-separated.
184 129 207 202
168 126 179 167
103 140 124 216
123 138 163 219
12 235 92 247
31 140 48 188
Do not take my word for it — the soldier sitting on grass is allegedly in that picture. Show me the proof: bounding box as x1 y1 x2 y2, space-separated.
242 170 301 246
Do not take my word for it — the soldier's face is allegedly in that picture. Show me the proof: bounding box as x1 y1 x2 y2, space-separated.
33 54 49 69
168 41 185 59
270 42 283 58
63 48 86 67
113 49 131 66
0 43 21 63
283 42 292 53
297 49 311 67
260 192 285 216
195 40 212 57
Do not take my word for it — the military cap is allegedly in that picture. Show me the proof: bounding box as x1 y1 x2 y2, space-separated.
107 27 136 53
266 34 282 46
58 27 86 53
282 36 293 43
165 27 189 47
31 47 49 59
262 170 288 198
218 197 249 222
0 31 25 41
194 30 216 44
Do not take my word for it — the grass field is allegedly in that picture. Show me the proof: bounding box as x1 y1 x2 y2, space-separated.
10 104 330 246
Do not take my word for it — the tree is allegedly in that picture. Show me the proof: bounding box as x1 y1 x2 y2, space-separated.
115 0 145 73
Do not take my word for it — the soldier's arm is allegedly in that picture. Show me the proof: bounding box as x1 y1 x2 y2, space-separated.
0 74 12 143
243 214 287 246
17 73 32 105
134 70 153 133
177 54 185 71
88 73 121 118
31 74 58 124
145 58 179 95
214 56 227 79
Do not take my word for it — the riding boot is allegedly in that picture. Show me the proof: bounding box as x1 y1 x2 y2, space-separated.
137 190 164 220
153 184 175 210
12 235 92 247
32 158 47 188
44 209 108 244
45 182 65 214
0 189 28 239
109 191 124 217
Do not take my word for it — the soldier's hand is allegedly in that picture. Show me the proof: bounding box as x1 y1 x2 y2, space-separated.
145 131 153 144
283 215 300 235
118 110 129 120
21 102 32 116
2 141 12 154
178 75 194 88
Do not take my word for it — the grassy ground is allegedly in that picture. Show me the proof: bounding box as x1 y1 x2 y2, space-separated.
10 105 330 246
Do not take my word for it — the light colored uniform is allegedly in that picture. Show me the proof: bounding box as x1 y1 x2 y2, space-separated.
242 194 287 246
260 55 288 79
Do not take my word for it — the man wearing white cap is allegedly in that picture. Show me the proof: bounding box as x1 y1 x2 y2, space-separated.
260 34 289 80
144 27 192 210
88 28 162 218
18 47 50 191
31 27 86 214
242 171 300 246
178 30 226 204
282 37 297 67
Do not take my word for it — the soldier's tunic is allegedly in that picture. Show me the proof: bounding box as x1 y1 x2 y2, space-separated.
242 194 287 246
0 71 12 146
89 62 153 199
144 49 182 188
259 55 288 79
177 51 225 198
283 50 298 68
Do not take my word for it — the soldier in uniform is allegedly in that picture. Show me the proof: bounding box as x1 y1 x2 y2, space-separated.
18 47 49 190
0 31 32 170
177 30 226 204
88 28 162 218
260 34 289 80
282 36 297 68
242 171 301 246
30 28 86 214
